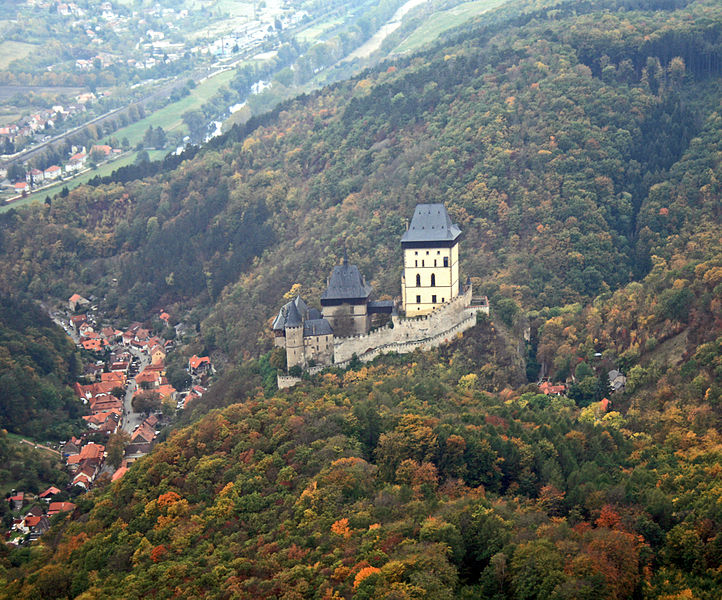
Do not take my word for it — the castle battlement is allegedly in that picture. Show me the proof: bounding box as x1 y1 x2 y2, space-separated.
333 285 476 364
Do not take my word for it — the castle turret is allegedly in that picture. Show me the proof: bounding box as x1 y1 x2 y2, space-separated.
401 203 462 316
283 300 305 369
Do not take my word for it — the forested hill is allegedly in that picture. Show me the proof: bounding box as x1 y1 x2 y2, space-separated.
0 0 721 598
0 0 719 363
0 295 83 441
1 235 720 598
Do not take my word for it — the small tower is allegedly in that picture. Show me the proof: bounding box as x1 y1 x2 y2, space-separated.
401 203 462 315
283 300 305 369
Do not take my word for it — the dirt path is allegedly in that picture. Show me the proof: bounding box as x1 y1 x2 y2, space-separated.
18 439 61 457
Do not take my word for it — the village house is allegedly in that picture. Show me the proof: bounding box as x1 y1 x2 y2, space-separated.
81 338 106 352
25 515 50 540
608 369 627 393
68 293 90 312
62 437 82 457
156 383 177 403
27 168 44 185
66 151 87 173
82 410 120 433
112 466 128 482
100 325 121 342
8 492 25 511
101 371 126 388
71 465 97 490
539 381 567 396
83 362 104 380
136 365 163 389
47 502 76 516
14 182 28 195
70 314 88 330
90 144 112 158
131 421 156 445
188 355 212 376
149 344 166 365
38 487 62 502
43 165 62 180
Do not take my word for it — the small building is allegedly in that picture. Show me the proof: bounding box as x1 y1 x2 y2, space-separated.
47 502 76 516
43 165 62 180
149 344 166 365
39 487 62 502
68 293 90 312
188 355 212 376
539 381 567 396
8 492 25 511
608 370 627 393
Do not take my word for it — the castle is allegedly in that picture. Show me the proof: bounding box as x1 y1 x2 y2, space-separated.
272 203 488 383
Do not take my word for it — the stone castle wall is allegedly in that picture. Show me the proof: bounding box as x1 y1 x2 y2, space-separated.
333 312 477 369
333 286 474 364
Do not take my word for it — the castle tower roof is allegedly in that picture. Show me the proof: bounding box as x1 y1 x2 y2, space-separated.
272 296 307 330
284 301 303 328
401 203 461 245
321 260 373 304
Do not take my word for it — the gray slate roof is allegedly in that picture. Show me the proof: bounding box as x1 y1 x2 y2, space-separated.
401 203 462 243
272 296 307 330
303 318 333 336
321 262 373 301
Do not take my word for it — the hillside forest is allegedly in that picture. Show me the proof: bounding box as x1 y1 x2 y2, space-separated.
0 0 721 598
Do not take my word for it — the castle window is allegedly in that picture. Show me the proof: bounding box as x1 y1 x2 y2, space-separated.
434 259 437 267
422 260 424 267
442 297 445 303
415 260 417 267
416 295 421 303
415 251 418 255
443 256 449 267
416 274 421 287
431 274 436 287
437 251 440 255
426 251 429 255
432 295 437 303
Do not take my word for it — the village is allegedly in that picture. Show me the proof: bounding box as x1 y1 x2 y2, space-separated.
3 292 214 546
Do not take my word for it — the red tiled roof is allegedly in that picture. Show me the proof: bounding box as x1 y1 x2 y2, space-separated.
111 467 128 482
47 502 75 515
25 516 44 528
39 486 61 498
539 381 566 395
79 443 105 460
189 355 210 369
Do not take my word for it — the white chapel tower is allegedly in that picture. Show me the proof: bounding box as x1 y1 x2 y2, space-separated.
401 203 462 315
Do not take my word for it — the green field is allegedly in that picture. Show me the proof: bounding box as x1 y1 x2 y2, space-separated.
0 150 166 213
296 17 345 42
0 112 21 126
110 68 237 148
394 0 507 54
0 40 37 69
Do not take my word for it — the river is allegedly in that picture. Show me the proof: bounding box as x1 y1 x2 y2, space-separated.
345 0 429 61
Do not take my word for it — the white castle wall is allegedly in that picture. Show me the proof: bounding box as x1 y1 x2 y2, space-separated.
333 286 475 364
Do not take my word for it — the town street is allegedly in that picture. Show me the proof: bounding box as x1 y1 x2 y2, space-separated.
122 345 150 434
